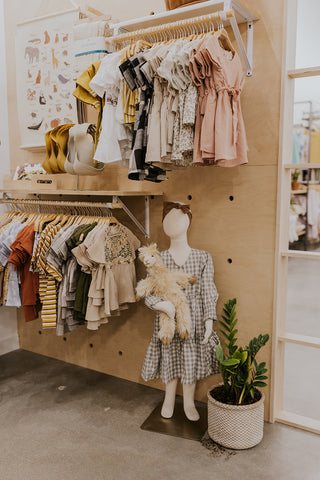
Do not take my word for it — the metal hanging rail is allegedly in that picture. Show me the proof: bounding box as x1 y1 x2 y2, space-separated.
109 0 258 76
0 194 152 239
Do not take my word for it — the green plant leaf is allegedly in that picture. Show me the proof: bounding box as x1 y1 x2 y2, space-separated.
215 344 224 363
219 320 232 332
221 358 241 367
220 330 231 342
240 351 248 365
229 329 238 340
230 318 238 330
250 388 255 399
253 381 267 388
255 375 268 381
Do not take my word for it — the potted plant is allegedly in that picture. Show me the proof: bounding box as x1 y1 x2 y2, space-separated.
291 169 301 190
208 299 269 449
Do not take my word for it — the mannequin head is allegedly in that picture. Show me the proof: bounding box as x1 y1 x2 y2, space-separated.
163 203 191 239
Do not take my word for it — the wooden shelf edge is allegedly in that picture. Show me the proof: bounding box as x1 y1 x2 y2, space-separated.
281 250 320 260
285 163 320 169
0 189 163 197
278 333 320 349
288 66 320 79
110 0 259 33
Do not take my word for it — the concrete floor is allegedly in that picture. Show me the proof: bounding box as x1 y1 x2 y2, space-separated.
0 350 320 480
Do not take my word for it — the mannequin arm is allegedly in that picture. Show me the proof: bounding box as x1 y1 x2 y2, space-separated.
201 319 213 344
171 272 197 288
153 301 175 319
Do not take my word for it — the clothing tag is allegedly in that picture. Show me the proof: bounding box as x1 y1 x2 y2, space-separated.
106 98 117 106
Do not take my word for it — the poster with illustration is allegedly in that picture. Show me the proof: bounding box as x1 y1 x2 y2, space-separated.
16 9 79 148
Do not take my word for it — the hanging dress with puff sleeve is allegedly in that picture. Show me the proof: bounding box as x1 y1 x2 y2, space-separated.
190 34 248 167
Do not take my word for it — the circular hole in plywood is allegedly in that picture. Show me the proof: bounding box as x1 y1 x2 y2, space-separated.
118 351 123 356
188 195 192 200
89 343 93 348
229 195 234 201
63 337 67 341
228 258 233 264
38 330 42 335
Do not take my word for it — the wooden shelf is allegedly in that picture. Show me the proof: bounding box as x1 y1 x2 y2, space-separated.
110 0 259 33
0 189 163 197
278 333 320 349
281 250 320 260
291 188 307 194
288 66 320 79
285 163 320 169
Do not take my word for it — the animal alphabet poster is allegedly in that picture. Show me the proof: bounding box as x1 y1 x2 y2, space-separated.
16 10 78 148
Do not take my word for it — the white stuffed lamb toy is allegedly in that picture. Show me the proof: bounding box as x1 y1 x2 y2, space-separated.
136 243 197 345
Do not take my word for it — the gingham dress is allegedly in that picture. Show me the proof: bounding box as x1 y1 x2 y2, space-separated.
141 248 220 385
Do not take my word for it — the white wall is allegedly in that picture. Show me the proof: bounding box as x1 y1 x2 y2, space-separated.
0 0 19 355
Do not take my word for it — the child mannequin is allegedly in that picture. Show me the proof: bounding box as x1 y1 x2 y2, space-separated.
141 202 220 421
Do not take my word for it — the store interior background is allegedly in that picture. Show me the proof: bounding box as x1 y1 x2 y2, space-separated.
0 0 319 426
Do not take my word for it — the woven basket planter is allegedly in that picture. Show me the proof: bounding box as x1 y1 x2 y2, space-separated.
207 383 265 449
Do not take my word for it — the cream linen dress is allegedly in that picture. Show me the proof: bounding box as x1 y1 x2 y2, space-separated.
72 224 140 330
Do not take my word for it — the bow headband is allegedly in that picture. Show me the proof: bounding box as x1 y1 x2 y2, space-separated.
162 202 192 224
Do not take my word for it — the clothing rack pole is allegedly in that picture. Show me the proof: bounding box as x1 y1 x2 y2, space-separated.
109 4 255 75
110 10 232 45
0 195 152 239
0 197 121 210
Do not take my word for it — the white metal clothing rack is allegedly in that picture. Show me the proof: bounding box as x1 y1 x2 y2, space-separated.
110 0 258 76
0 193 153 239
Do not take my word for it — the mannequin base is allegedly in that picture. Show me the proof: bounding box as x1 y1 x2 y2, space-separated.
140 397 207 442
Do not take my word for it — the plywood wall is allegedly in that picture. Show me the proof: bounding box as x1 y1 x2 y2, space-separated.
4 0 284 421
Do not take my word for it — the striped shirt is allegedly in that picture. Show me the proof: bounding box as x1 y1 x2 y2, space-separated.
121 41 151 125
32 224 62 329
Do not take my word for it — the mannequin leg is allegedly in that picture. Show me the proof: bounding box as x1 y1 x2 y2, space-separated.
182 382 200 421
161 379 178 418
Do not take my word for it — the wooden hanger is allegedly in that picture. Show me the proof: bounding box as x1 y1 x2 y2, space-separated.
215 28 235 53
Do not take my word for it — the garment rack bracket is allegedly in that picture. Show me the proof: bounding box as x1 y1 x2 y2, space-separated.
110 0 258 76
0 191 160 239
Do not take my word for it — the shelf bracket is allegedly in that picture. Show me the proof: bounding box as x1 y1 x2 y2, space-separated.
112 195 150 239
228 13 253 76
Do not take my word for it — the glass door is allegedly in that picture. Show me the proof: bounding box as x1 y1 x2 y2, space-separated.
272 0 320 433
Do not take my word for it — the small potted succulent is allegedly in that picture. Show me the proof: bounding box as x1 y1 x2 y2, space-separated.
208 299 269 449
291 169 301 190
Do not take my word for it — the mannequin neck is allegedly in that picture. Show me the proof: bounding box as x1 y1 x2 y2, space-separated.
168 232 191 266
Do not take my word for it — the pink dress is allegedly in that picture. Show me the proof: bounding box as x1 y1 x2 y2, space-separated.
190 35 248 167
